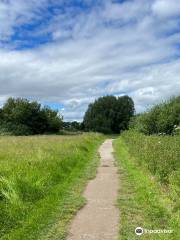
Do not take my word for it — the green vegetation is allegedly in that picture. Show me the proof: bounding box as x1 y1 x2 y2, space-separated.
114 96 180 239
0 94 179 240
62 121 83 132
114 132 180 240
130 96 180 135
0 98 63 135
83 95 134 134
121 131 180 185
0 133 104 240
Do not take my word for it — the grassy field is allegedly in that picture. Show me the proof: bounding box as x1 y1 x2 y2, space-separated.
0 133 104 240
114 131 180 240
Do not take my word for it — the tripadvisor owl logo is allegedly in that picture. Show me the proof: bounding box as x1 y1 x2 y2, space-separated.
135 227 144 235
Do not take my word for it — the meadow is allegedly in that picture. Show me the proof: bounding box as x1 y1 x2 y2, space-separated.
114 131 180 240
0 128 179 240
0 133 104 240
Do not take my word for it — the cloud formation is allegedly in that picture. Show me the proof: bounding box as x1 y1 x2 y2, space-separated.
0 0 180 121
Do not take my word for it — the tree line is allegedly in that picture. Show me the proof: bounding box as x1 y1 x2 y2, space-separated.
1 95 178 136
0 95 135 135
0 98 63 135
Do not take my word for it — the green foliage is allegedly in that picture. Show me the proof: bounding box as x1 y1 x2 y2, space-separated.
83 95 134 133
0 98 63 135
0 122 32 136
130 96 180 135
114 137 179 240
42 107 63 133
121 131 180 187
0 133 104 239
62 121 83 132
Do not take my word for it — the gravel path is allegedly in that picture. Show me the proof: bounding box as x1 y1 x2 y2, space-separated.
67 139 119 240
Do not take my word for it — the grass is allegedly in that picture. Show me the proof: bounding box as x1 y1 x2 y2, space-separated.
114 133 180 240
121 131 180 185
0 133 104 240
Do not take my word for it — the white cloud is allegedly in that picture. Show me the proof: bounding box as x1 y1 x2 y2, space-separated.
0 0 49 40
103 0 150 21
0 0 180 121
152 0 180 18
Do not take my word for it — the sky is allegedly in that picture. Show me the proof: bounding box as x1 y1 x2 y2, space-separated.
0 0 180 121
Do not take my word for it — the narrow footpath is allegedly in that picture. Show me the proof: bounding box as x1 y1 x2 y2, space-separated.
67 139 119 240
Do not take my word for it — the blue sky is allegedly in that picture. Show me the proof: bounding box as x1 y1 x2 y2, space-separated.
0 0 180 121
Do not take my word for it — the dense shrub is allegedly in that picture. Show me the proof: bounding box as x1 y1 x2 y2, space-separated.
130 96 180 135
0 122 32 136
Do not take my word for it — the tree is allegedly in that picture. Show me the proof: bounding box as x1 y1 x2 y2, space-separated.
0 98 63 135
83 95 135 134
71 121 82 131
43 107 63 133
113 96 135 133
62 121 83 131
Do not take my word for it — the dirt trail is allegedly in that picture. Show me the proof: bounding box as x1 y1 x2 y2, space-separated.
67 139 119 240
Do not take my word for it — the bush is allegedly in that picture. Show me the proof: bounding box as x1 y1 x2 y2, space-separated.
130 96 180 135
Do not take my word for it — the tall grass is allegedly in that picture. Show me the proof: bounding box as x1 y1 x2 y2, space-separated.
114 132 180 239
121 131 180 187
0 133 104 239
